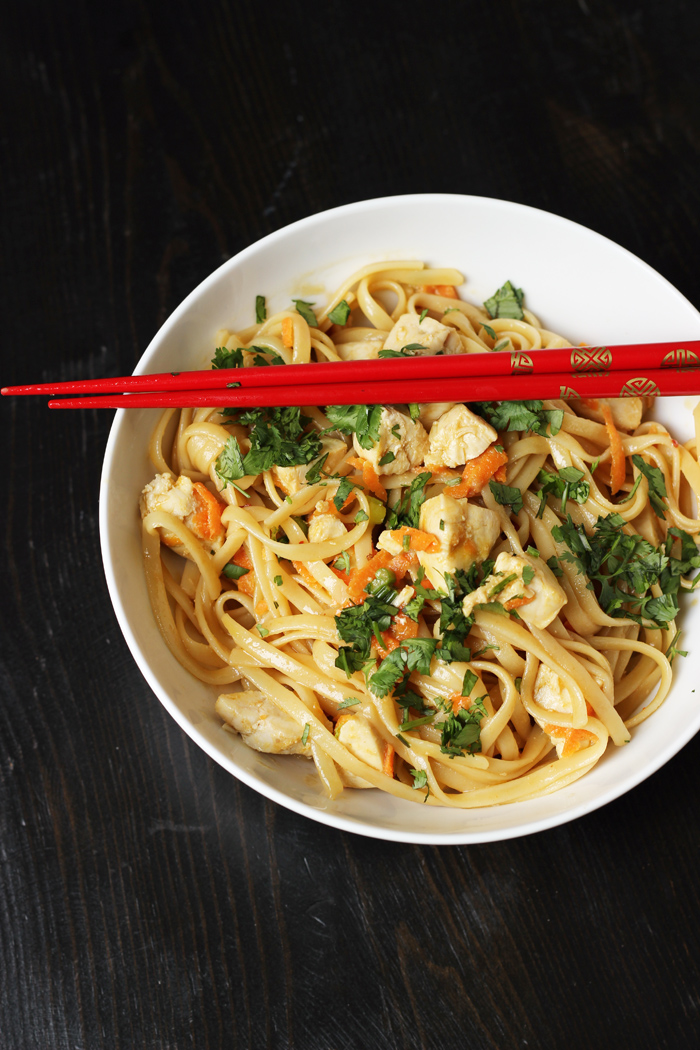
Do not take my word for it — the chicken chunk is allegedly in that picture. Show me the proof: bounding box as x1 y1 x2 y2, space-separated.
418 401 457 429
307 510 347 545
414 493 500 588
334 331 386 361
383 313 463 355
335 712 385 789
532 664 598 758
424 404 498 469
216 691 312 756
575 397 643 431
462 551 566 630
352 407 429 476
272 436 348 495
140 472 226 552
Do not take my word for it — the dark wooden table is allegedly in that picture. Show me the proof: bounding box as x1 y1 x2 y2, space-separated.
3 2 700 1047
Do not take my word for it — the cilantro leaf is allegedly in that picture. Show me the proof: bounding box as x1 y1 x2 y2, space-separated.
223 563 250 580
215 435 246 484
473 400 563 437
484 281 524 320
440 697 487 757
211 346 243 370
292 299 318 327
537 466 590 516
369 638 439 698
631 455 668 518
255 296 266 323
249 345 285 367
327 300 351 325
385 472 432 530
489 480 524 516
325 404 383 450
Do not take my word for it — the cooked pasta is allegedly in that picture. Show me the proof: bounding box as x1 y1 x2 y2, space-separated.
139 260 700 807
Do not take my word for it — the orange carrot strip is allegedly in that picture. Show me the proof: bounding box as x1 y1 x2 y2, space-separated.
254 600 269 617
191 482 225 540
543 724 597 758
386 550 419 582
601 403 625 495
375 613 419 658
423 284 459 298
503 594 535 612
347 550 393 600
232 547 255 596
346 457 387 502
281 317 294 348
448 444 509 499
382 743 395 778
385 526 440 553
293 561 319 591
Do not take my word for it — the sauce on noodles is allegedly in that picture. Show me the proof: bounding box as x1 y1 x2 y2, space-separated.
139 261 700 808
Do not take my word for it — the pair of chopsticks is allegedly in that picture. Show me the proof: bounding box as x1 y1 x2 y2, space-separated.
2 340 699 409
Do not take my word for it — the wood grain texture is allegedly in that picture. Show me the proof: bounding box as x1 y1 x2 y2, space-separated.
3 1 700 1047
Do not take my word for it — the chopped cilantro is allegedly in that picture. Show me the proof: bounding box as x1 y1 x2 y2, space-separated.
292 299 318 326
325 404 383 449
249 345 285 367
378 451 396 467
274 575 283 586
409 768 429 790
473 400 563 437
461 669 478 696
337 696 361 709
489 481 524 516
537 466 590 516
370 638 439 698
255 295 266 323
301 723 310 745
378 343 426 359
333 475 356 511
257 625 269 638
419 308 429 323
631 455 668 518
481 323 497 340
219 406 322 476
223 563 250 580
211 346 243 370
304 452 330 485
440 697 487 757
334 551 351 574
327 300 351 325
665 630 688 663
385 472 432 529
355 510 369 523
484 280 524 320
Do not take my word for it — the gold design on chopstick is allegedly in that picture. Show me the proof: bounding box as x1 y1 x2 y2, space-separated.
620 377 660 397
510 352 533 375
571 347 612 374
559 386 581 400
660 348 700 371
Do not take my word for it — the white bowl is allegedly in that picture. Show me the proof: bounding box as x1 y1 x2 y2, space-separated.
100 193 700 843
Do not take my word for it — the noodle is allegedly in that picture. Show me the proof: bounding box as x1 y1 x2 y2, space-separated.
138 261 700 807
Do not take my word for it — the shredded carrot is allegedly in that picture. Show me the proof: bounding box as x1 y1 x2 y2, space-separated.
543 724 597 758
347 457 387 502
448 444 509 499
254 600 269 617
293 560 319 591
375 612 419 658
347 550 393 600
386 550 419 581
423 284 459 298
232 547 255 596
601 402 626 495
281 316 294 348
450 692 464 714
382 743 395 778
503 593 535 612
191 483 225 540
385 526 440 553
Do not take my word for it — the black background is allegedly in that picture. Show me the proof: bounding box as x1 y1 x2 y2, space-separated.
3 1 700 1048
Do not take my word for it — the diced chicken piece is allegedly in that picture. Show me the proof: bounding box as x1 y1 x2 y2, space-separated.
335 712 385 789
383 313 462 355
352 407 429 476
216 690 312 756
334 331 386 361
532 664 598 758
462 551 566 630
424 404 498 469
140 472 225 551
392 584 416 607
409 493 500 588
308 512 346 545
575 397 643 431
272 437 348 495
418 401 457 429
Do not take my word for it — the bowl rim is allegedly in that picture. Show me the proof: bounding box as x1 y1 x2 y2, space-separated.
99 192 700 844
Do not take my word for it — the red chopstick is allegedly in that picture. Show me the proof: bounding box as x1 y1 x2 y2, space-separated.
3 339 700 400
43 368 698 409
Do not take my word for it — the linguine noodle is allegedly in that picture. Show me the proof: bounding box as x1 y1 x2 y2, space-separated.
139 261 700 807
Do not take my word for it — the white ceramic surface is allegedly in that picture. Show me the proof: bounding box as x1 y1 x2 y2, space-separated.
99 193 700 843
